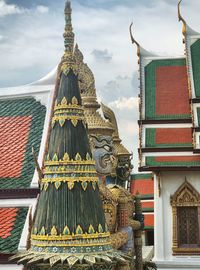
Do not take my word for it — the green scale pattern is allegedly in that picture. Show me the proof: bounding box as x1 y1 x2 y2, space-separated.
0 207 28 253
0 98 46 189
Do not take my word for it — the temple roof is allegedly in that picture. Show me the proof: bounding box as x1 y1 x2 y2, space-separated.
0 98 46 189
0 207 28 254
131 1 200 170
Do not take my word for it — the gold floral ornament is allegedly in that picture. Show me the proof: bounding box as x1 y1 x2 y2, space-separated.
75 153 82 161
88 225 95 234
40 227 46 236
76 225 83 235
52 115 85 127
72 96 78 105
51 226 58 236
63 152 70 161
63 225 71 235
60 59 78 76
61 96 68 105
98 224 104 233
86 153 92 160
67 181 75 190
52 154 59 162
81 181 88 191
55 181 61 190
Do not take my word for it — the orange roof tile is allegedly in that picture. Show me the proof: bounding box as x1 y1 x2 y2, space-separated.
155 128 192 144
0 116 32 178
0 208 18 239
156 66 190 116
144 214 154 227
130 179 154 196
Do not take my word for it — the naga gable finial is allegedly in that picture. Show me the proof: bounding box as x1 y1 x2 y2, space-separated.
178 0 187 36
129 22 140 57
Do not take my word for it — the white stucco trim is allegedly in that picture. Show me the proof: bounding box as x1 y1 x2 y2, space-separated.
143 123 192 128
0 265 23 269
154 173 165 262
143 151 195 157
31 87 54 187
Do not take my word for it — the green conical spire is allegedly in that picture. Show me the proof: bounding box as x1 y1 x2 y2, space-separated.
11 1 126 269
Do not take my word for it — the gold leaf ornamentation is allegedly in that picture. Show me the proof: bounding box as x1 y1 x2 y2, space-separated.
81 181 88 191
76 225 83 235
86 153 91 160
72 96 78 105
75 153 82 161
71 118 78 127
63 226 70 235
61 97 68 105
98 224 104 233
92 182 96 190
52 154 58 161
51 226 58 236
52 119 56 129
63 153 70 161
68 181 75 190
59 119 65 127
105 223 108 232
44 182 49 191
33 227 38 235
55 181 61 190
88 224 95 234
40 226 45 235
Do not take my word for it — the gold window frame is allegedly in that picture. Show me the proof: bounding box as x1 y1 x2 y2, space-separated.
170 180 200 255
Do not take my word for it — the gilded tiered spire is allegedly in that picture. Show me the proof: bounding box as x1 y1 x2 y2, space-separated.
11 1 126 269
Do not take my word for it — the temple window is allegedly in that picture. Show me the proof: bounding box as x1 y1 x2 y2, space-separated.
171 180 200 255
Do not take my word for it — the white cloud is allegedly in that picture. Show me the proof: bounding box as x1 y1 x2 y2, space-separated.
92 49 112 62
36 5 49 14
0 0 25 17
109 97 138 110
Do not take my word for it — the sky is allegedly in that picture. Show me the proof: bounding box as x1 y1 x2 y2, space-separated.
0 0 200 171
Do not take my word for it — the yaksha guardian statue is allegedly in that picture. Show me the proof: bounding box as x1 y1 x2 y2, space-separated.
74 45 133 187
74 21 143 270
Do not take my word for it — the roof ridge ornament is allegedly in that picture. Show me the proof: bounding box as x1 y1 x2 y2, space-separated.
129 22 140 58
129 22 157 58
178 0 187 36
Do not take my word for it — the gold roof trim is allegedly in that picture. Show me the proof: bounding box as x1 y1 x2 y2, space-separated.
129 22 141 58
178 0 187 36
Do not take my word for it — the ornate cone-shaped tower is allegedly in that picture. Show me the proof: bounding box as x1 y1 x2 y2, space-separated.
11 1 127 269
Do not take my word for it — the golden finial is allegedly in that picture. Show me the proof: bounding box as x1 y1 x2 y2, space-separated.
129 22 140 57
178 0 187 36
64 0 74 53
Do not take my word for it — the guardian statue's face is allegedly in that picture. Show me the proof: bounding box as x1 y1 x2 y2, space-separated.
90 135 117 175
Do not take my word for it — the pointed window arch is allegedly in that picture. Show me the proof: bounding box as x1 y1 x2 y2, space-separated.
171 180 200 255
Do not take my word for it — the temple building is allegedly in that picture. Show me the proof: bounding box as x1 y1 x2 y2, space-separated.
130 1 200 269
